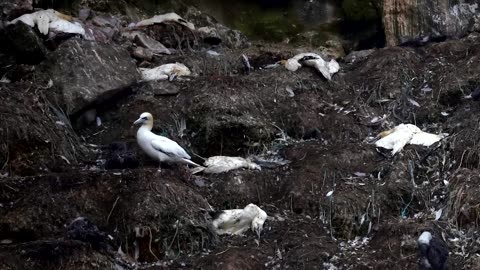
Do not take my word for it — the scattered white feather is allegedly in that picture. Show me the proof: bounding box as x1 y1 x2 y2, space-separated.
194 156 261 174
136 12 195 30
212 203 268 237
283 53 340 80
9 9 83 36
408 98 421 107
435 209 443 221
326 190 334 197
375 124 448 155
139 63 191 82
0 75 11 83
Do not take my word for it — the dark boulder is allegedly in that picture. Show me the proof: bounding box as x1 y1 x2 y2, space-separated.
39 39 139 116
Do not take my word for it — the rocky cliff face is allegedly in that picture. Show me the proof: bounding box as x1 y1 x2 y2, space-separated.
383 0 480 46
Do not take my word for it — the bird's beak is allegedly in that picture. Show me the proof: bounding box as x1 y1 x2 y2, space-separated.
133 118 143 125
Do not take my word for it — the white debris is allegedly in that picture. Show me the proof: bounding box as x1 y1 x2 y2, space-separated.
435 208 443 221
212 204 268 237
285 86 295 97
139 63 191 82
193 156 261 174
135 12 194 30
283 53 340 80
326 190 334 197
375 124 448 155
9 9 84 36
0 75 11 83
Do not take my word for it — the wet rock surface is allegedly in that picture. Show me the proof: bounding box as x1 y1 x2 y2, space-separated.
0 4 480 270
39 39 139 115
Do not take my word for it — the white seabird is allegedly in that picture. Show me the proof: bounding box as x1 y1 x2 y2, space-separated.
139 63 192 82
135 12 195 30
282 53 340 80
375 124 448 155
133 112 203 171
9 9 84 36
192 156 261 174
211 204 268 237
417 231 448 270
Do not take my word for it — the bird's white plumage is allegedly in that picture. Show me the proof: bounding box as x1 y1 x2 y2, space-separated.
194 156 261 174
134 112 201 167
212 204 268 237
9 9 84 36
283 53 340 80
135 12 195 30
139 63 192 82
49 19 85 35
375 124 448 155
418 231 432 245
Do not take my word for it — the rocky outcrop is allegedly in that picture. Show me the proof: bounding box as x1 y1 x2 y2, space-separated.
184 7 250 49
4 21 47 64
40 39 139 115
383 0 480 46
0 0 32 20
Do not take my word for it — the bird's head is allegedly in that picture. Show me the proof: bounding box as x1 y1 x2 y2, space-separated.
133 112 154 128
244 204 267 238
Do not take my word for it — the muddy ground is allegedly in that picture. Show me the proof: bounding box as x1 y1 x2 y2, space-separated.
1 8 480 270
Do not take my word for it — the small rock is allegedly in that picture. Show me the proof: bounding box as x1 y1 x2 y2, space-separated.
132 46 153 61
343 49 375 64
132 31 171 55
78 8 92 21
66 217 107 250
144 80 181 96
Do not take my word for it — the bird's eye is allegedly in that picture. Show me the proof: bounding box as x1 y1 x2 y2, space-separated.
142 116 148 120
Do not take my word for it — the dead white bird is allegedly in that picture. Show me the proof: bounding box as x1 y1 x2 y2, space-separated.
417 231 448 270
135 12 195 30
375 124 448 155
211 204 267 237
49 19 85 36
133 112 203 171
9 9 84 36
139 63 192 82
192 156 261 174
282 53 340 80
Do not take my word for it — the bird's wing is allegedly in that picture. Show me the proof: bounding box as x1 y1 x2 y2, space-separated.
35 12 51 35
303 59 332 80
375 128 414 155
151 137 191 159
410 131 444 147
